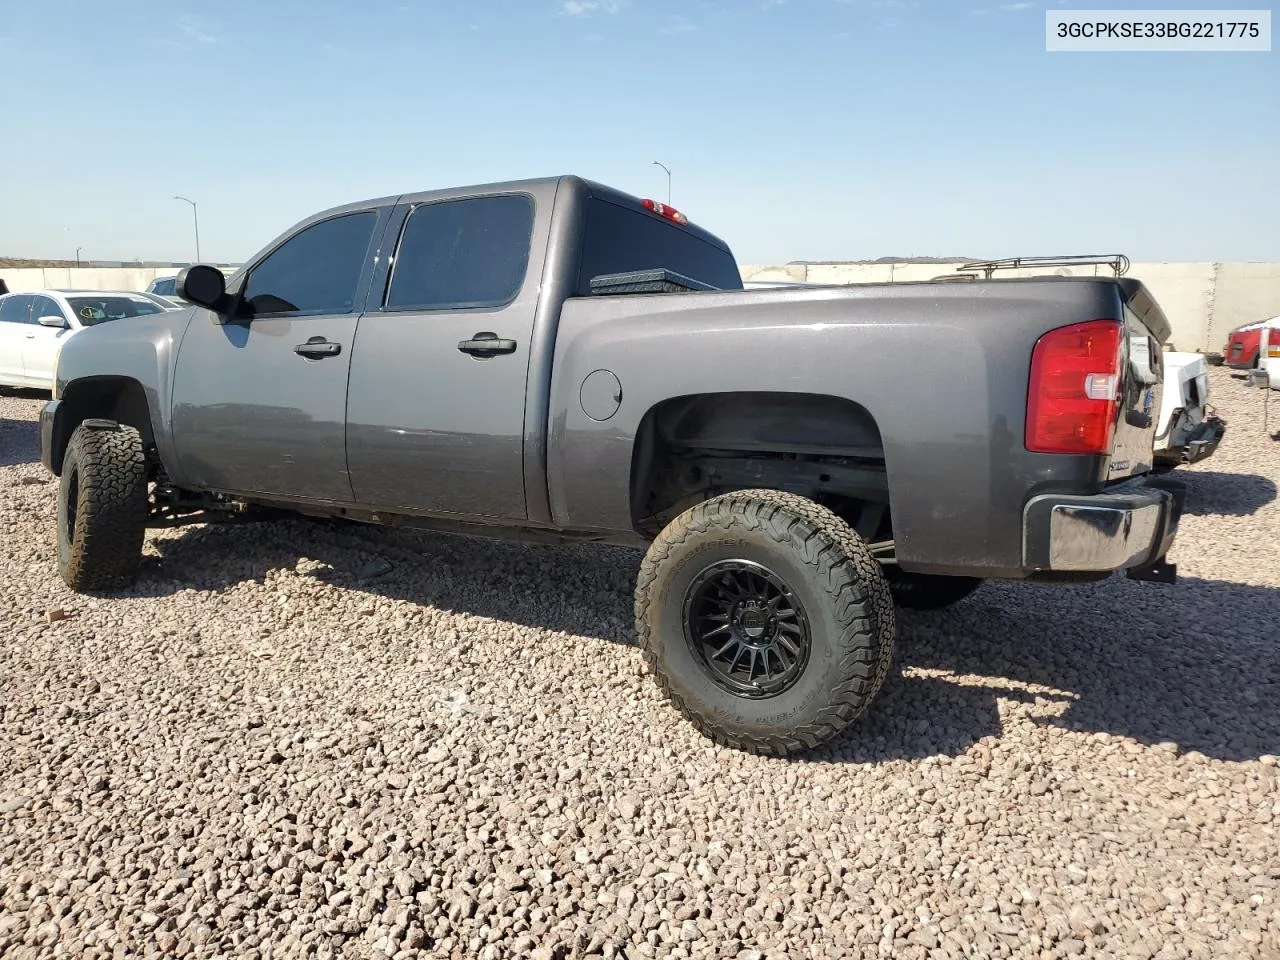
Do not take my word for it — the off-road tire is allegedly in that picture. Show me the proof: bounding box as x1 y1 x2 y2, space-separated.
57 421 148 591
635 489 897 756
884 569 984 610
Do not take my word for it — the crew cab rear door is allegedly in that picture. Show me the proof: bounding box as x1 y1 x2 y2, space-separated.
345 189 549 521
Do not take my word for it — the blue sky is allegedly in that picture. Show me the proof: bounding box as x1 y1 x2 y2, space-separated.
0 0 1275 264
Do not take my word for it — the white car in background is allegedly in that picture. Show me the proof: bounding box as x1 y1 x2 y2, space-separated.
0 289 176 391
1152 350 1226 471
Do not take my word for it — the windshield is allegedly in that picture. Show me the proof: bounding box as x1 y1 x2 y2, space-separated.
67 296 165 326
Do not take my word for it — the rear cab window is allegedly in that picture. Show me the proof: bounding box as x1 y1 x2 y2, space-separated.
576 195 743 296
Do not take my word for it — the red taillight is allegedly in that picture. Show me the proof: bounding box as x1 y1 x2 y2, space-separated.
642 198 689 225
1026 319 1124 455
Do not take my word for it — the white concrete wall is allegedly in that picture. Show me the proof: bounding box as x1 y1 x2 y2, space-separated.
740 261 1280 353
5 261 1279 353
1210 262 1280 348
0 265 238 294
1 267 182 294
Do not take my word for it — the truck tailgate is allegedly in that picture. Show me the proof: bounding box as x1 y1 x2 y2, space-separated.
1107 280 1170 481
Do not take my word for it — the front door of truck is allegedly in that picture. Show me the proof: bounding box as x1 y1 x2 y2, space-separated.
171 207 389 503
345 193 545 521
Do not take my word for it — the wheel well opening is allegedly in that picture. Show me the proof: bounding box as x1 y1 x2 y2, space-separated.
51 377 156 475
630 391 891 542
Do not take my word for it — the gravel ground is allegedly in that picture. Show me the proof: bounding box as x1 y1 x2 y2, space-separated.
2 369 1279 960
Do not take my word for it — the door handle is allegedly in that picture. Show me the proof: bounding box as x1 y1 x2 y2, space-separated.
457 332 517 358
294 338 342 359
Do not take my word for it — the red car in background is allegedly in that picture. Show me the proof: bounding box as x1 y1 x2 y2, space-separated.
1223 318 1270 369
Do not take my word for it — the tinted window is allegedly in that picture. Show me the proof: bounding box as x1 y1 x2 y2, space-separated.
577 197 743 295
385 195 534 312
0 295 31 324
153 277 176 296
138 293 176 311
243 211 378 316
67 296 164 326
31 296 65 323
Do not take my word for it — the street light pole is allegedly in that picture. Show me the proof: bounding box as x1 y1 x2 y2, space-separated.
76 247 82 267
173 196 201 263
651 161 671 205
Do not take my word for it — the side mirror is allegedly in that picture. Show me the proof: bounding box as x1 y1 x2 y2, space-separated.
37 315 69 328
176 264 230 313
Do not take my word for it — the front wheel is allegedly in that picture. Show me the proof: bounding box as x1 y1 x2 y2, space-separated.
57 421 149 591
635 489 897 756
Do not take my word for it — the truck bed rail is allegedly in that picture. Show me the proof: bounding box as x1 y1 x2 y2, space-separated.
948 254 1131 280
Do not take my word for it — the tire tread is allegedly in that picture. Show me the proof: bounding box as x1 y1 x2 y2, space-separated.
59 422 148 591
635 489 897 756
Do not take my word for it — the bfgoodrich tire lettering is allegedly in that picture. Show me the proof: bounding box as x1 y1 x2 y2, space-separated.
57 422 148 591
635 489 897 756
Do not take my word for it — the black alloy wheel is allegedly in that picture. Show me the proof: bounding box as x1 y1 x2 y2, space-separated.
682 559 811 699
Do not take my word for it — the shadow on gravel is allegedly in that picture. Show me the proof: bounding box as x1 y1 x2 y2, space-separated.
0 386 50 402
141 518 1280 765
1180 469 1277 516
854 575 1280 765
0 387 48 467
0 416 41 469
145 518 645 648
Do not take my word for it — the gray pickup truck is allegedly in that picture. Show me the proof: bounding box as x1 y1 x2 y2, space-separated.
40 175 1185 755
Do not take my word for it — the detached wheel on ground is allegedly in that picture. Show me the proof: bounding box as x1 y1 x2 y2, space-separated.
635 489 897 756
884 568 984 610
57 420 149 591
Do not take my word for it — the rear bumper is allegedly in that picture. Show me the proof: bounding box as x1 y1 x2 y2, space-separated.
1023 476 1184 576
1226 348 1257 369
1250 366 1279 391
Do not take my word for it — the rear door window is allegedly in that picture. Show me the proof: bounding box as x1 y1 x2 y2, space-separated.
383 195 535 312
